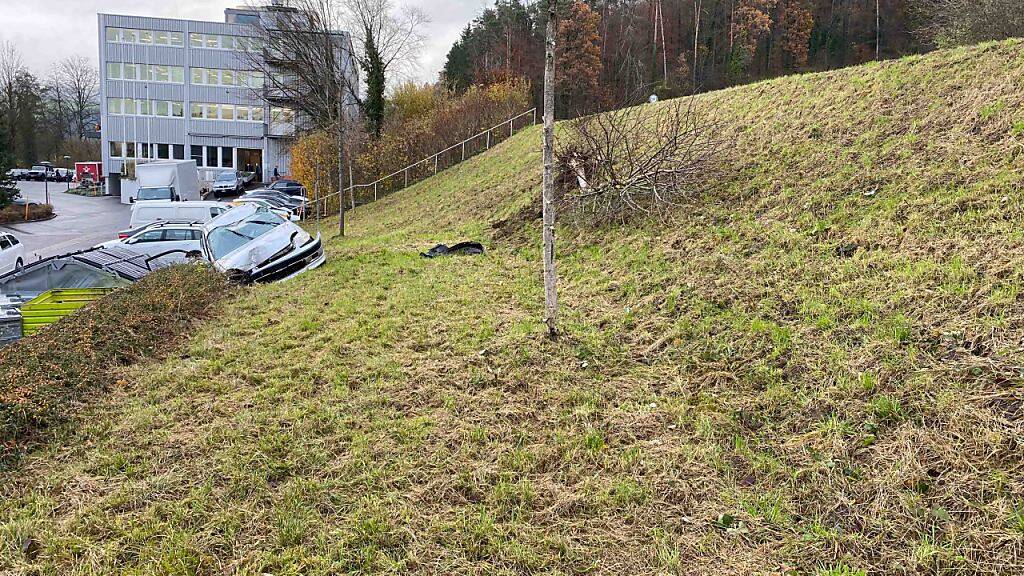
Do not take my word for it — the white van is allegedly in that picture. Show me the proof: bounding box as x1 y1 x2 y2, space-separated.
127 201 232 231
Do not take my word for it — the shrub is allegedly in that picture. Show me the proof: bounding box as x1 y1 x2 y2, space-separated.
0 265 231 458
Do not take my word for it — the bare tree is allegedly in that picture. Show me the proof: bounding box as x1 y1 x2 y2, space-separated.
542 0 559 338
56 57 99 140
343 0 427 83
910 0 1024 47
243 0 360 236
0 42 24 149
343 0 427 136
556 97 727 220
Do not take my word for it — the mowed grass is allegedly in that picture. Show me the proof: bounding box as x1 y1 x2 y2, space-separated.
3 41 1024 574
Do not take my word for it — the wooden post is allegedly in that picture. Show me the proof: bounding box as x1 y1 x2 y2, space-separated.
542 0 559 338
434 154 438 174
404 167 409 188
374 181 378 201
461 141 466 162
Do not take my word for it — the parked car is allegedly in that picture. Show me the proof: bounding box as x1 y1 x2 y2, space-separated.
230 198 300 221
268 179 306 197
26 164 54 181
6 168 30 180
0 232 25 274
211 170 245 197
124 201 232 237
203 204 325 283
242 190 307 219
100 222 207 264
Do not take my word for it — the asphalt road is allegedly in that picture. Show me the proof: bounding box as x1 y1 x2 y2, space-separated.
0 181 130 261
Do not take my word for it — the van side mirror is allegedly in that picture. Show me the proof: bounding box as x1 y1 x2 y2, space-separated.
130 197 135 204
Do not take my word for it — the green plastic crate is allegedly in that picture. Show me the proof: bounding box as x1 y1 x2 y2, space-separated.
21 288 115 335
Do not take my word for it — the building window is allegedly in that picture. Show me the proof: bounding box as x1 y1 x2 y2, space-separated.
191 67 264 88
126 142 136 157
109 141 123 158
191 145 204 166
157 144 169 159
173 144 185 160
221 147 234 168
188 33 261 52
190 102 264 123
107 98 184 118
271 107 295 125
206 147 217 168
106 27 184 48
107 62 184 84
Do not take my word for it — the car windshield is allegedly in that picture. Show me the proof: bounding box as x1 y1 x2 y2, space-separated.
137 187 174 200
31 166 47 171
206 213 282 260
215 173 236 182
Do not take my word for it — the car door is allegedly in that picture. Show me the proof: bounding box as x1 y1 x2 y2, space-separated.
160 228 203 259
123 229 167 259
0 235 13 273
5 234 24 271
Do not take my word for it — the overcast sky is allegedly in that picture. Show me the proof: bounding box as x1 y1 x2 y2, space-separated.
0 0 489 84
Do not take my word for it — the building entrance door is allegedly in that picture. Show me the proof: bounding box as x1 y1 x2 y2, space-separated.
238 149 263 181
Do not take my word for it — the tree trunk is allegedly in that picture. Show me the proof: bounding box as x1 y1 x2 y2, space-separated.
876 0 881 60
542 0 559 338
336 104 346 237
694 0 702 89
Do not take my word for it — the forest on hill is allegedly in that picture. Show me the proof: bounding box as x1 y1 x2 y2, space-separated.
441 0 1017 114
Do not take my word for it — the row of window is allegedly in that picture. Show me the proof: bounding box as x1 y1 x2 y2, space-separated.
107 96 295 126
109 142 240 170
189 33 263 52
109 141 186 160
105 27 263 52
106 27 185 47
106 62 263 88
192 145 237 169
192 67 265 88
107 62 185 84
107 98 185 118
191 102 265 122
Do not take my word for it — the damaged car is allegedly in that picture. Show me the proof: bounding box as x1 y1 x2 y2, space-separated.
203 204 325 283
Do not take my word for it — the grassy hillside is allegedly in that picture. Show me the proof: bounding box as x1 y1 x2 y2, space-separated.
3 41 1024 575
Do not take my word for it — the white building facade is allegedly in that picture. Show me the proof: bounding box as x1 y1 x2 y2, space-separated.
98 6 357 198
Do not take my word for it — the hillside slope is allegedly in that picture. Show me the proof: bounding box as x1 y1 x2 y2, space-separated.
3 41 1024 575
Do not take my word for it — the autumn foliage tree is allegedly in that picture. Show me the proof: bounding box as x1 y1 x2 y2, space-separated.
556 1 603 115
778 0 815 70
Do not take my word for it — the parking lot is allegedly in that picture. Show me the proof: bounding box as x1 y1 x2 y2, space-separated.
0 181 130 261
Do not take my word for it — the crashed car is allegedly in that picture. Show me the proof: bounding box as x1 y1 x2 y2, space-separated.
202 204 325 283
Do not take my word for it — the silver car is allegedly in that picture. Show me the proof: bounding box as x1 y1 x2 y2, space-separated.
202 204 325 283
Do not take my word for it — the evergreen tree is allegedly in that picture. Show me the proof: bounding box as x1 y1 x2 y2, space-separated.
0 119 20 209
361 26 387 138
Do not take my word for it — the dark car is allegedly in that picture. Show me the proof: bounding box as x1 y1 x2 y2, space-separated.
268 179 306 197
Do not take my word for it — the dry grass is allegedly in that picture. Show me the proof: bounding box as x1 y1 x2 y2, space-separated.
2 41 1024 574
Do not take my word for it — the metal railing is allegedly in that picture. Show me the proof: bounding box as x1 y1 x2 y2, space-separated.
319 108 537 207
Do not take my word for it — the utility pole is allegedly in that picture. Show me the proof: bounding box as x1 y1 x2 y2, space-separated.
542 0 559 338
